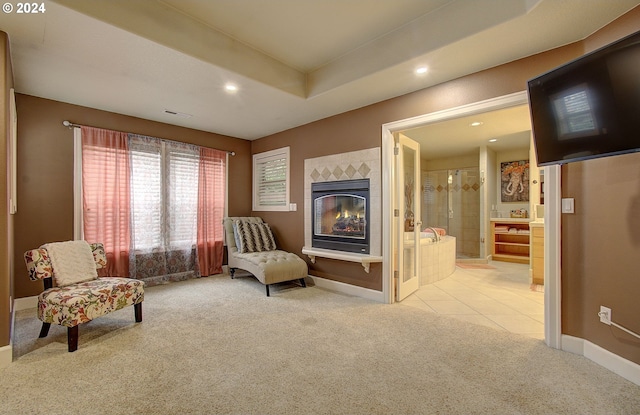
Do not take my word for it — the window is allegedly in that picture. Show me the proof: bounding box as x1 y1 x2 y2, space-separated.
75 126 227 280
129 136 200 252
253 147 290 211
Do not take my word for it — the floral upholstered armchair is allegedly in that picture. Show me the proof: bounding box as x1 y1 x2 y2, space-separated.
24 240 145 352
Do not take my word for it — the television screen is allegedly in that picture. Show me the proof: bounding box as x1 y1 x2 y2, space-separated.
528 30 640 166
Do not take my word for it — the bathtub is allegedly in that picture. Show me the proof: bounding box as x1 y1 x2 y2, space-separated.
404 232 456 285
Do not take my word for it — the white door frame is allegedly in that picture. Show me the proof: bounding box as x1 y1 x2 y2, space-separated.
381 90 562 349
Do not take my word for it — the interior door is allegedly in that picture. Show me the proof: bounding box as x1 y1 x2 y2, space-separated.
396 134 421 301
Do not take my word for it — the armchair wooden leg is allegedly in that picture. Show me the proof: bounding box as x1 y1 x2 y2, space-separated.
134 302 143 322
266 284 270 297
38 322 51 338
300 278 306 288
230 268 237 278
67 326 79 352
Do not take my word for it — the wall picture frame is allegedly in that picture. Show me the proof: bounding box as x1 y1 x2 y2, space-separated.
500 160 529 203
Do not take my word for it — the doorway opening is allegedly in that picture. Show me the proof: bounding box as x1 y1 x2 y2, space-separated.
381 91 562 348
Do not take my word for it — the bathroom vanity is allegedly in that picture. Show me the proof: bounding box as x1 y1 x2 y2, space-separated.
490 218 531 264
529 220 544 285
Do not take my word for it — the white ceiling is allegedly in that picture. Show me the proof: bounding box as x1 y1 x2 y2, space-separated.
1 0 638 148
401 104 533 160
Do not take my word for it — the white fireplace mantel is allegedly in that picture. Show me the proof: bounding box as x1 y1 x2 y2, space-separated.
301 247 382 273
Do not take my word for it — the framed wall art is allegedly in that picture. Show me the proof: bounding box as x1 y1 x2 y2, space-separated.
500 160 529 203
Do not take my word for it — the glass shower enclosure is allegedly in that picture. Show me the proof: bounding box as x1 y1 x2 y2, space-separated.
422 167 480 259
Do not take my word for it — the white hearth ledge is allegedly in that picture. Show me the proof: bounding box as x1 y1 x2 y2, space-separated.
302 247 382 273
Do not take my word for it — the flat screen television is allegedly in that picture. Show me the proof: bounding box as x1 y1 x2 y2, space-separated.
528 30 640 166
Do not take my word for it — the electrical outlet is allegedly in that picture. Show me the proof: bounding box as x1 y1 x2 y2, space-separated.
599 306 612 325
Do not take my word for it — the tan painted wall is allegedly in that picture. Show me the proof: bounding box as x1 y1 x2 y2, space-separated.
13 94 253 299
253 8 640 365
252 43 583 291
561 9 640 365
6 7 639 366
0 32 14 348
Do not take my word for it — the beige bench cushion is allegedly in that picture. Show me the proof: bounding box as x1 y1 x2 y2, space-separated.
231 250 308 285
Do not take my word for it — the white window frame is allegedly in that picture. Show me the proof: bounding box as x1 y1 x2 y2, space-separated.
252 146 290 211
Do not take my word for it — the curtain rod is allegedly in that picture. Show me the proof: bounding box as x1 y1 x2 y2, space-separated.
62 120 236 156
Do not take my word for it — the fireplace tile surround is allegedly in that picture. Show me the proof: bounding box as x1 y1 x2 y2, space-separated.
304 148 381 259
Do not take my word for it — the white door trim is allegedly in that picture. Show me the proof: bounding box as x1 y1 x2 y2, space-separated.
381 91 561 349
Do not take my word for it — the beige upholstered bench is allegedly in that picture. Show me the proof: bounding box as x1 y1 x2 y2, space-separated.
24 240 145 352
223 217 308 296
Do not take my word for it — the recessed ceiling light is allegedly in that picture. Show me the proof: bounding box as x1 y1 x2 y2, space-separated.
470 121 483 127
489 138 498 142
415 66 428 75
225 83 238 93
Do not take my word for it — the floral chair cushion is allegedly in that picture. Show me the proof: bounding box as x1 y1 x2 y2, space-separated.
89 243 107 269
24 248 52 281
38 277 145 327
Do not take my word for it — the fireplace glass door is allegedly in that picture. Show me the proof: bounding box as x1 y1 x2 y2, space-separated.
314 194 366 239
311 179 370 254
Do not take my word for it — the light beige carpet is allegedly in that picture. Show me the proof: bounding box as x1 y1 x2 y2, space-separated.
2 274 639 415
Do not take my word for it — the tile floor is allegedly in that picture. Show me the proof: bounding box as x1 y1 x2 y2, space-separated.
401 260 545 340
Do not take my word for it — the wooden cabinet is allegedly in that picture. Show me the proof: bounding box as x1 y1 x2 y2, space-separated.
531 225 544 285
491 220 530 264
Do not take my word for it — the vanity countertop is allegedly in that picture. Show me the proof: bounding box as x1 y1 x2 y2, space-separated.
489 217 531 223
529 219 544 228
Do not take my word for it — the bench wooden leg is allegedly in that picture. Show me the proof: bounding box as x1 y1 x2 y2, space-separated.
134 302 143 322
67 326 78 352
265 284 270 297
39 322 51 338
300 278 306 288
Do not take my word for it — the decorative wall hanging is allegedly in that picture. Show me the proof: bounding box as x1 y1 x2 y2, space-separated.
501 160 529 202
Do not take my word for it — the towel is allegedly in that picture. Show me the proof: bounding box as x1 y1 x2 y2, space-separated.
423 227 446 236
42 240 98 287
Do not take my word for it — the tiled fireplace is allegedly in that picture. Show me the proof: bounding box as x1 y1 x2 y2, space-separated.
304 148 381 258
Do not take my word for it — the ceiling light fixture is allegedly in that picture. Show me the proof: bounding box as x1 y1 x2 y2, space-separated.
470 121 483 127
489 138 498 142
225 83 238 93
415 66 428 75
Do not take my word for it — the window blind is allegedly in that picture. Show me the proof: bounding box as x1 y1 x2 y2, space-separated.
130 140 163 251
166 144 199 249
256 156 287 206
253 147 290 211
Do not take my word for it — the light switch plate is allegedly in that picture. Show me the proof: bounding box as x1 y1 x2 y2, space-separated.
561 198 575 213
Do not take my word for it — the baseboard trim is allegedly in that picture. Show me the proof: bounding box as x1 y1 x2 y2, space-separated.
0 344 12 369
14 296 37 311
1 298 13 369
560 334 584 355
562 334 640 386
309 276 384 302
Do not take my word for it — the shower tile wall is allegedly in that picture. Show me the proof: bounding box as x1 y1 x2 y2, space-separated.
422 168 480 259
460 169 480 258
